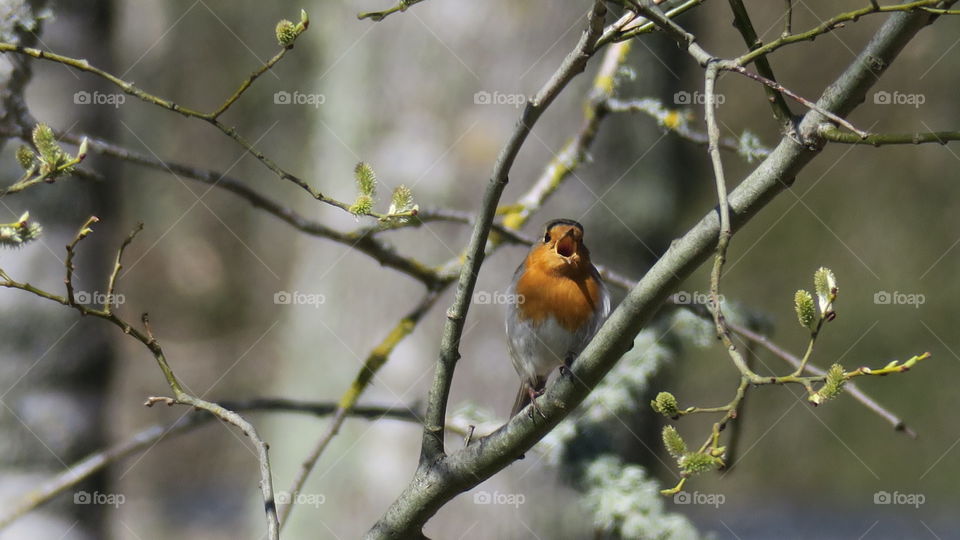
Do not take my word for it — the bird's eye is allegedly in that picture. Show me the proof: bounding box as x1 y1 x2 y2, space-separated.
543 232 551 243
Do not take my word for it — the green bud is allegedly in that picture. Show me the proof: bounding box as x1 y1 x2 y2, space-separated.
662 425 687 459
0 212 42 248
16 145 36 170
354 162 377 197
388 185 415 215
76 137 89 161
794 289 816 329
650 391 679 418
349 194 373 216
679 452 723 475
276 19 298 46
810 363 846 405
31 123 72 176
32 123 59 163
813 267 837 316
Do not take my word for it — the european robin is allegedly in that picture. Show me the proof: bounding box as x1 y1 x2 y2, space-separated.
505 219 610 418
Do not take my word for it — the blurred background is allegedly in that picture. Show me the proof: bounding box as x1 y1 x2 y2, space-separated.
0 0 958 538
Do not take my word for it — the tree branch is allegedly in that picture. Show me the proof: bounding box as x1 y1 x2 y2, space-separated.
365 3 951 537
277 290 440 528
726 0 794 126
819 125 960 145
358 0 428 21
0 399 421 531
1 220 281 539
418 0 608 463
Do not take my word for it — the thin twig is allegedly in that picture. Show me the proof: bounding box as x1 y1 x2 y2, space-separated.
726 65 867 138
278 291 440 527
0 400 421 531
1 224 280 539
0 25 403 220
782 0 793 37
726 0 793 126
105 222 143 315
727 320 917 437
358 0 427 21
64 216 99 306
52 132 444 288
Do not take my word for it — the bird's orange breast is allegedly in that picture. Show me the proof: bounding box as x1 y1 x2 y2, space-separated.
515 251 602 333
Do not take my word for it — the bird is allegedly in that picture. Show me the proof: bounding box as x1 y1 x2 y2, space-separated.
505 218 610 418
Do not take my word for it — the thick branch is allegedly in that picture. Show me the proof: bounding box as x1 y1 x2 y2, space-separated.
366 4 949 537
419 0 608 463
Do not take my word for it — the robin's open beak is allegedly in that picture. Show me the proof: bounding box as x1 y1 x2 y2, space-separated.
555 229 578 259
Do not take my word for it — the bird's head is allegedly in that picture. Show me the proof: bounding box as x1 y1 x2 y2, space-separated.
529 219 592 275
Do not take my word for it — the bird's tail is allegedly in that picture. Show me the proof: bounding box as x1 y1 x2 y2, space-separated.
510 377 547 417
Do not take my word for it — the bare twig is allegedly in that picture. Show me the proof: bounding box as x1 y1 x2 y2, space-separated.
64 216 99 306
726 65 868 138
105 222 143 314
278 291 440 528
358 0 427 21
52 132 444 288
1 222 281 539
726 0 794 126
0 399 421 531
